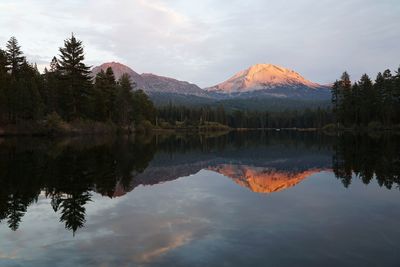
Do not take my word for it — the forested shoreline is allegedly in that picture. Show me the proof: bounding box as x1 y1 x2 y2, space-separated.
0 34 156 135
331 70 400 130
0 34 399 136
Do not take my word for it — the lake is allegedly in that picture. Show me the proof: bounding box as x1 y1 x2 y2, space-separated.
0 131 399 267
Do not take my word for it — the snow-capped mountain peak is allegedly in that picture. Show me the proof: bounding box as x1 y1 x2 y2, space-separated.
206 63 320 93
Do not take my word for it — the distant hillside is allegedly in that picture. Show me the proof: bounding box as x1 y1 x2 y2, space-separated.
92 62 331 110
91 62 147 89
217 97 331 112
149 92 214 107
92 62 207 97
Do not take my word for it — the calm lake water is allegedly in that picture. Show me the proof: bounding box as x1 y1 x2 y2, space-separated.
0 131 399 267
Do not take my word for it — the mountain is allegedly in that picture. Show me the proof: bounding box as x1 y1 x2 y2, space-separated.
92 62 147 89
103 134 332 198
207 64 319 93
111 163 324 197
91 62 331 107
141 73 207 97
91 62 208 97
205 64 330 100
208 164 322 193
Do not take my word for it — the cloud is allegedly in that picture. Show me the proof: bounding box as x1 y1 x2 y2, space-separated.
0 0 399 87
0 250 18 260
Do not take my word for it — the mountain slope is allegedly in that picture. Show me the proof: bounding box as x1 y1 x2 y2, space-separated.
91 62 207 97
206 64 330 100
92 62 331 106
91 62 147 89
141 73 207 97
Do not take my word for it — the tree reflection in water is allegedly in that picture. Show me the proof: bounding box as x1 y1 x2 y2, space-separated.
0 135 156 234
332 133 400 189
0 131 399 234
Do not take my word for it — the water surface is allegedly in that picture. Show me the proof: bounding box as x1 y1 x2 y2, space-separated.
0 132 399 267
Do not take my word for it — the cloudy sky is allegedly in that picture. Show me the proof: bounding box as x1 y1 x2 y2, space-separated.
0 0 399 87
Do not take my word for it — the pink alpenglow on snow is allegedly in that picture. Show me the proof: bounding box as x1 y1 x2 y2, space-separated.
206 64 321 93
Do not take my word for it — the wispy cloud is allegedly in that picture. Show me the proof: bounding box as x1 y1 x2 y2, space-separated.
0 0 399 86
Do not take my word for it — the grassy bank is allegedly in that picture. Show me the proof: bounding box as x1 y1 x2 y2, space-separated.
5 118 400 137
0 118 231 137
0 114 154 137
0 120 120 137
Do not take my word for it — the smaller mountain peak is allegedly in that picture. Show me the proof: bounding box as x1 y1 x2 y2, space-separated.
97 62 135 72
98 61 123 67
91 61 146 88
92 62 206 96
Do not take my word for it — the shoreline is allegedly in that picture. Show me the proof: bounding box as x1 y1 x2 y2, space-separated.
1 124 400 137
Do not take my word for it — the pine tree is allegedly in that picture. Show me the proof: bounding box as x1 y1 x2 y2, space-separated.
3 37 26 122
50 56 58 72
103 67 117 120
0 49 9 122
4 41 45 122
358 74 375 125
6 195 28 231
352 82 361 125
14 61 44 121
382 70 394 125
5 37 25 77
43 57 60 114
374 72 385 122
93 70 108 121
59 192 91 235
93 67 118 121
0 48 7 74
132 89 156 124
115 73 134 126
394 67 400 124
337 72 352 126
57 34 92 120
331 80 340 125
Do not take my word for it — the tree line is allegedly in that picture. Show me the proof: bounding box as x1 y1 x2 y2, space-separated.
0 34 334 132
0 34 155 130
157 104 332 129
2 34 398 132
332 69 400 128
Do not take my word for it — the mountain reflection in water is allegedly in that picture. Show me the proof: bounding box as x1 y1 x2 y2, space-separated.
0 131 399 235
209 164 325 193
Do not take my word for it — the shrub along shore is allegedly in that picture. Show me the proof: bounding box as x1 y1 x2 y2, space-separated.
0 117 231 137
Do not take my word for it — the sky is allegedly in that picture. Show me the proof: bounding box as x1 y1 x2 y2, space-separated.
0 0 399 87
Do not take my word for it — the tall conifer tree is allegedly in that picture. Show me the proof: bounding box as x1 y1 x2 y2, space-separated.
57 34 92 120
115 73 134 126
0 49 8 121
358 74 375 125
5 37 25 77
